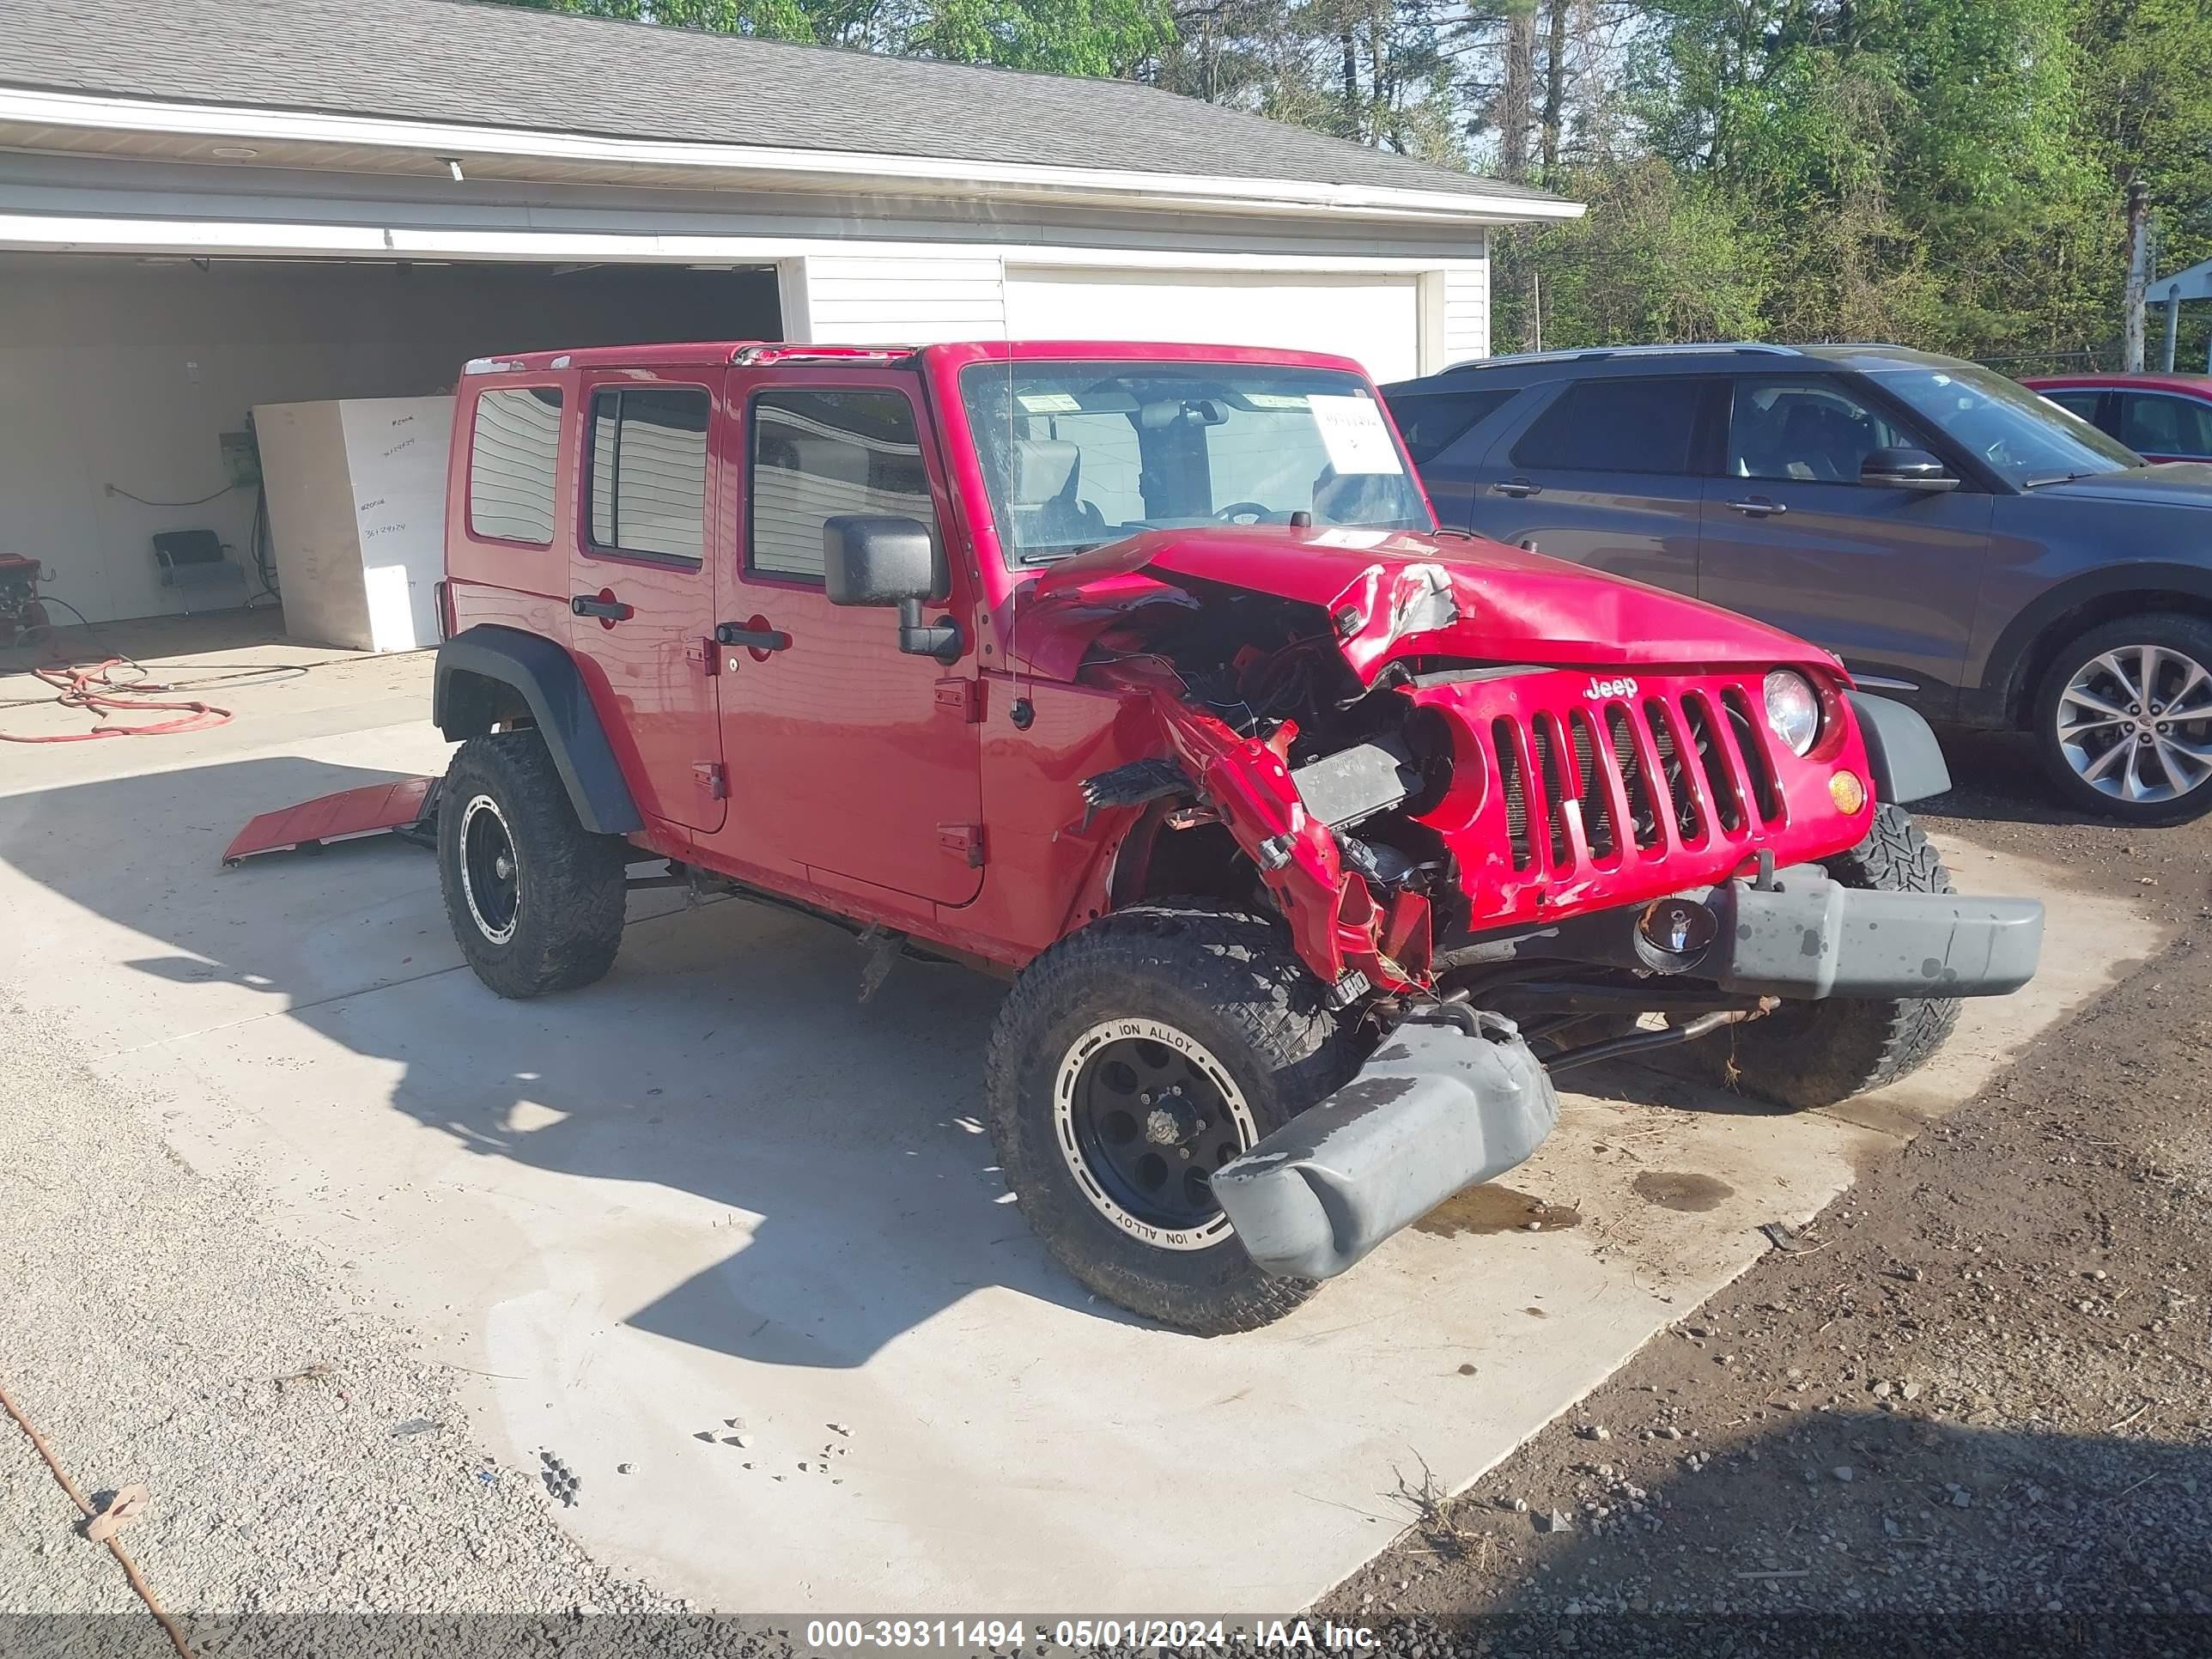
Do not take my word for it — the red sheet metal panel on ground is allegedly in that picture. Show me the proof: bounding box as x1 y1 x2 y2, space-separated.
223 777 439 866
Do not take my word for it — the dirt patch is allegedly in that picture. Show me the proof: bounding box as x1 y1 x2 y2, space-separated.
1416 1183 1583 1237
1322 754 2212 1646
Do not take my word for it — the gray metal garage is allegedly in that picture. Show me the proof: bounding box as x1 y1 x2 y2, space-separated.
0 0 1577 626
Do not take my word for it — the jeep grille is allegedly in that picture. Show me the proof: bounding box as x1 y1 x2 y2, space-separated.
1487 681 1786 874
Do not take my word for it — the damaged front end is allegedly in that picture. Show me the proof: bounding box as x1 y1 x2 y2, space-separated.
1033 528 2044 1281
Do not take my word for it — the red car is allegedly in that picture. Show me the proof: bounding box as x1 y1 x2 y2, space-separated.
419 337 2041 1333
2021 371 2212 465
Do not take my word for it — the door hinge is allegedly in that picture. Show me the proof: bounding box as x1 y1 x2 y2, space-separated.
937 823 986 868
686 637 721 677
694 762 727 801
934 677 984 723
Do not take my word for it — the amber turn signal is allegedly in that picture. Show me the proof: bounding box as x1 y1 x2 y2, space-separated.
1829 769 1868 814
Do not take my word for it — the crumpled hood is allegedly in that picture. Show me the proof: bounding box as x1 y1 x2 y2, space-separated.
1017 526 1843 684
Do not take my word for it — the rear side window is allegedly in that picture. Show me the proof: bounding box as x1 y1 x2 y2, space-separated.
748 388 935 580
2117 392 2212 458
467 387 563 544
1511 378 1704 475
2039 387 2104 424
1385 386 1517 465
586 386 711 563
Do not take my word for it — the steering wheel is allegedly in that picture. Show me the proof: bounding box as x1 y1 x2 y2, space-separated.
1212 501 1273 525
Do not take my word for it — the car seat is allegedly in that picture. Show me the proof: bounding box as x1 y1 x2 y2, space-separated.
1011 439 1105 550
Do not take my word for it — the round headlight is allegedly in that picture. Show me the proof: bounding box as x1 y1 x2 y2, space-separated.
1764 669 1822 757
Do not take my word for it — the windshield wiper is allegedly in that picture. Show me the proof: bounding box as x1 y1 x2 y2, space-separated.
2021 470 2107 489
1018 547 1090 565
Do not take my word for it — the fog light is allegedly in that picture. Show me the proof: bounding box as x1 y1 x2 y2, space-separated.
1638 896 1717 959
1829 769 1868 814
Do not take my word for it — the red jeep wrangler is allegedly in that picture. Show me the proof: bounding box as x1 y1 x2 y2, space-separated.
431 339 2043 1334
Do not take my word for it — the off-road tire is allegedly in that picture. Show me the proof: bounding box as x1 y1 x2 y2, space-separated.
437 730 628 999
985 902 1354 1334
1718 804 1962 1110
2031 612 2212 826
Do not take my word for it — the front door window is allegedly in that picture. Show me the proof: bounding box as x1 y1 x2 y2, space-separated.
748 388 939 580
1726 380 1916 484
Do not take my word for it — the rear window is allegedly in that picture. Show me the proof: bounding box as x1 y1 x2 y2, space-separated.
467 387 563 544
1385 386 1517 465
586 386 711 563
1511 378 1704 475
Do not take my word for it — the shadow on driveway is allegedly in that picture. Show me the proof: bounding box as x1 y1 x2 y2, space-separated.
3 755 1120 1372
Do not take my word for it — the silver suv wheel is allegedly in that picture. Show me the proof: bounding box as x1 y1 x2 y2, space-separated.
2054 642 2212 805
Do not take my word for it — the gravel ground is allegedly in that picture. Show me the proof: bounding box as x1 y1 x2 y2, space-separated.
0 1013 794 1657
1322 731 2212 1655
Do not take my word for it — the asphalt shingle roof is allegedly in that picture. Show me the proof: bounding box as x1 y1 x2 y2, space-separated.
0 0 1559 204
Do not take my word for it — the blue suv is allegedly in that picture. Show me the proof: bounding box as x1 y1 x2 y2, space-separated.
1384 343 2212 824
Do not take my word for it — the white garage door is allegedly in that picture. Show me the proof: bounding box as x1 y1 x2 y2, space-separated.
1003 269 1420 384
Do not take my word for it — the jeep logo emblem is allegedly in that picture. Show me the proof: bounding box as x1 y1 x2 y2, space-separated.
1584 675 1638 700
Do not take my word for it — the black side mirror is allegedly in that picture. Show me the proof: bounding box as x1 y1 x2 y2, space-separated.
822 514 961 663
1861 447 1960 492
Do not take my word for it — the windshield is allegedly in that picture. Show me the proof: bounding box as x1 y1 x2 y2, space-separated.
958 361 1433 564
1867 362 2142 488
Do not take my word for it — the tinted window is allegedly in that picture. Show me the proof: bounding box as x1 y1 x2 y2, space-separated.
749 388 935 580
1510 378 1704 474
468 387 562 544
2039 387 2104 423
586 386 710 562
1386 386 1518 465
2117 392 2212 459
1727 379 1917 483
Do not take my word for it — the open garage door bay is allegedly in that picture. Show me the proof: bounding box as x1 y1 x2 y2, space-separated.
1005 268 1421 385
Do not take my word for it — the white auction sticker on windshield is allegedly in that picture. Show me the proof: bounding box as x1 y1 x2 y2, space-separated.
1017 392 1082 413
1244 392 1310 410
1309 395 1404 476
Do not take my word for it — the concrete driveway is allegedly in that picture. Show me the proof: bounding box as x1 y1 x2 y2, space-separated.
0 641 2158 1613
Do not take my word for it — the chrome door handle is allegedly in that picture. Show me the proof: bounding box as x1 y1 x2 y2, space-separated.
1727 498 1786 519
1493 477 1541 499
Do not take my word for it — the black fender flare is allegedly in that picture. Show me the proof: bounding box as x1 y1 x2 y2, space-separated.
1973 562 2212 725
433 625 642 836
1846 692 1952 805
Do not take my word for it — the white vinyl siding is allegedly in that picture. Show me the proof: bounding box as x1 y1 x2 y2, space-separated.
1437 256 1489 366
466 386 562 544
790 253 1007 345
1002 268 1422 384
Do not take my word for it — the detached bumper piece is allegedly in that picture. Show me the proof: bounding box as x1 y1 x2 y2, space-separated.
1705 875 2043 1000
222 777 441 866
1212 1008 1559 1280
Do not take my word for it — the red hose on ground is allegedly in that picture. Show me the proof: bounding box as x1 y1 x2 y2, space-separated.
0 658 232 743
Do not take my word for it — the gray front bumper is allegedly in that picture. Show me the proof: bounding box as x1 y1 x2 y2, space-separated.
1212 1009 1559 1280
1702 873 2044 1000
